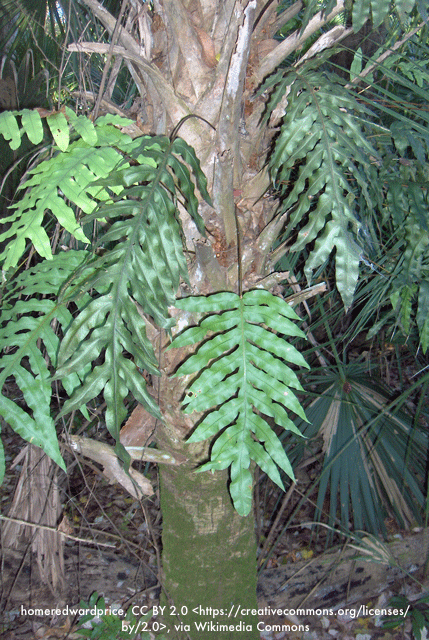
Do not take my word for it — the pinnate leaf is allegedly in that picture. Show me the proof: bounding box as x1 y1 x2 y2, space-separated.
266 65 380 309
170 290 309 516
0 251 90 471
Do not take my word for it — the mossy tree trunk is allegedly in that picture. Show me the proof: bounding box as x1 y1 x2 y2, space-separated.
153 342 260 639
159 461 259 639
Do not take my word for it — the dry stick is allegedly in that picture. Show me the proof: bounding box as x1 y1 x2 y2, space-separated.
92 0 128 121
258 482 296 569
140 500 163 585
269 1 303 37
0 514 116 548
67 449 141 561
57 0 73 111
68 43 189 124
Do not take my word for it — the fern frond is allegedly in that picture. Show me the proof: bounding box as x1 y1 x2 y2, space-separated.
0 105 99 151
378 167 429 350
0 251 90 476
55 134 210 444
350 0 423 30
268 66 380 309
169 289 309 516
0 112 140 270
0 109 44 150
278 0 423 37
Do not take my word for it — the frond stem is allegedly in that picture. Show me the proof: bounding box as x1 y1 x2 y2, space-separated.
169 114 215 142
235 205 243 298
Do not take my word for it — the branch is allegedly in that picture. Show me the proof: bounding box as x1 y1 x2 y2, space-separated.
80 0 142 57
68 42 189 123
255 0 345 82
0 514 116 548
67 435 154 499
284 282 327 306
270 1 303 37
295 24 353 66
93 0 128 120
69 434 184 465
345 21 428 88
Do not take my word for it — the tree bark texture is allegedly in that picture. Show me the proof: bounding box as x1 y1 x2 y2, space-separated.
159 462 259 639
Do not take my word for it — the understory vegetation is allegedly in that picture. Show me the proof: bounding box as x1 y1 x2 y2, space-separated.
1 0 429 638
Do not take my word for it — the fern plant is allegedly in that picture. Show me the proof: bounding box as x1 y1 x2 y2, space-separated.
0 108 307 516
53 133 210 452
169 289 309 516
0 250 91 478
263 61 381 309
0 108 140 268
263 31 429 353
348 38 429 352
0 108 211 480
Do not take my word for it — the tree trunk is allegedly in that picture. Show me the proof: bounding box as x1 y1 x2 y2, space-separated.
153 338 260 639
159 461 259 639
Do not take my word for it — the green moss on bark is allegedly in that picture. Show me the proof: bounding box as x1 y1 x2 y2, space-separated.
159 460 260 640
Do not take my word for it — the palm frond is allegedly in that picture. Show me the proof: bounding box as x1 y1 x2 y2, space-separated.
288 365 427 535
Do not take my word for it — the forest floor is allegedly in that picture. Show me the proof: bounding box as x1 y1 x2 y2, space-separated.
1 342 428 640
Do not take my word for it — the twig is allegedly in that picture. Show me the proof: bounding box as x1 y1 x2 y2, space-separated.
68 42 189 124
66 435 154 499
258 482 296 569
345 21 428 88
255 0 345 82
93 0 128 120
0 514 116 548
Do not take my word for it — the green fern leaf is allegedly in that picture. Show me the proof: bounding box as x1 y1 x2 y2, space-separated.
0 251 90 472
0 115 140 270
65 107 98 146
0 111 21 150
268 66 380 309
170 289 309 516
370 0 390 27
395 0 417 20
54 134 209 443
352 0 371 31
55 291 162 438
352 0 416 29
21 108 44 144
47 111 70 151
